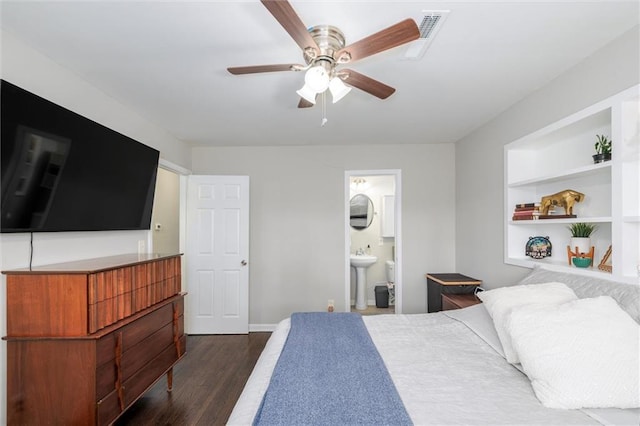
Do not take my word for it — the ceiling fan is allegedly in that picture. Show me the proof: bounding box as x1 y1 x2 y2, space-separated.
227 0 420 108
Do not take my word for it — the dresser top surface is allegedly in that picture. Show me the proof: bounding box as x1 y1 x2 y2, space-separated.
3 253 181 275
426 273 482 285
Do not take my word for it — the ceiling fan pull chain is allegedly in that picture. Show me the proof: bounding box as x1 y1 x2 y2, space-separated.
321 91 328 126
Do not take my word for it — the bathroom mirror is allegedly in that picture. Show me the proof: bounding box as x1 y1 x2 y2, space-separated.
350 194 374 230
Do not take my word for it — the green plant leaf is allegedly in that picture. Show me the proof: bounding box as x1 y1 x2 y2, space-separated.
568 222 597 237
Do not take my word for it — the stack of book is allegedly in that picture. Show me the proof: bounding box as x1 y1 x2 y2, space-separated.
512 203 540 221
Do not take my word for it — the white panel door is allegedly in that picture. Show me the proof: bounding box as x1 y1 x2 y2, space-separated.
186 175 249 334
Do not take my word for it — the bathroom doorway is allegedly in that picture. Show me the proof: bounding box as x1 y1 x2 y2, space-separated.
345 170 402 315
150 167 180 254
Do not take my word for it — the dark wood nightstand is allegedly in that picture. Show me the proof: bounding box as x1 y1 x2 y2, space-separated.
441 293 481 311
425 273 482 312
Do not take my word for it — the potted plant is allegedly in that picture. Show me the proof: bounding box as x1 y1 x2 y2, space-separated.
568 222 597 254
593 135 612 163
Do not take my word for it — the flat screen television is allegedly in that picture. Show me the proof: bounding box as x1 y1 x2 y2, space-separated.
1 80 160 233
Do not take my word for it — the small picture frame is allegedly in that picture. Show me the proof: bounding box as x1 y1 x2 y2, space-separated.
598 245 612 273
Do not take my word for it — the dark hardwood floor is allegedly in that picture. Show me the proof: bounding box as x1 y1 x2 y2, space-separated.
115 333 271 426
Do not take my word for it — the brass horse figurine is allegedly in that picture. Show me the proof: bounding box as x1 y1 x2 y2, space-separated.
540 189 584 215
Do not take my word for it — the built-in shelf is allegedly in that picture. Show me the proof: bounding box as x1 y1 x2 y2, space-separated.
509 216 612 225
507 255 625 281
508 162 611 188
504 85 639 283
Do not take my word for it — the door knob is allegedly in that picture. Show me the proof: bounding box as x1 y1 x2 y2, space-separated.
241 260 247 266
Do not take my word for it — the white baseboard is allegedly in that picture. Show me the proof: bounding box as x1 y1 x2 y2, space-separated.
250 323 278 332
350 298 377 307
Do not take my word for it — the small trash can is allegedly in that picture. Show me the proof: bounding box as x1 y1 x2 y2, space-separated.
375 285 389 308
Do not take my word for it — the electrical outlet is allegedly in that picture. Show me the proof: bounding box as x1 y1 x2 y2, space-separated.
327 299 335 313
137 240 146 254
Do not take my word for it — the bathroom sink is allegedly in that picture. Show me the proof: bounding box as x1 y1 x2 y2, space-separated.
350 255 378 268
350 255 377 310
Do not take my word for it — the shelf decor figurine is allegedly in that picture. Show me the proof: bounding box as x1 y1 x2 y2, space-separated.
539 189 584 216
526 236 552 259
567 222 597 267
597 245 612 272
593 134 612 163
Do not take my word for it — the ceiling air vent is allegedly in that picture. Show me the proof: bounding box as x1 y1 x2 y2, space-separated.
418 14 442 39
404 10 449 60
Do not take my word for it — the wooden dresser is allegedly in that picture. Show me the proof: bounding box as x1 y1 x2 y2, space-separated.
425 273 482 312
3 253 186 425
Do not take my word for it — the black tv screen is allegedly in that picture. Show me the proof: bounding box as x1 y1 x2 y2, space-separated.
1 80 160 233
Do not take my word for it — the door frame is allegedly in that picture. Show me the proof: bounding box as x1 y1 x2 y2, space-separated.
157 158 191 256
158 159 192 329
345 169 402 313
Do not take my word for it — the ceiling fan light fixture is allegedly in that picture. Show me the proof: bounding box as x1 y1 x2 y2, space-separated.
329 77 351 103
296 84 317 104
229 1 420 111
304 64 331 92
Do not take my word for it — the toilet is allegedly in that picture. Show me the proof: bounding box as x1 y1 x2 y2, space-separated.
385 260 395 305
385 260 395 284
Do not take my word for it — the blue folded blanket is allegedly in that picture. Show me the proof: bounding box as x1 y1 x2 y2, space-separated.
253 312 412 425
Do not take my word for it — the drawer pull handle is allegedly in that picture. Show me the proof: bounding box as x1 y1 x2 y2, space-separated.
115 332 125 411
172 303 182 357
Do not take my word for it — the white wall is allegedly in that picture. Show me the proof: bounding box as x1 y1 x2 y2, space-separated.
0 30 191 424
191 144 456 326
455 26 640 289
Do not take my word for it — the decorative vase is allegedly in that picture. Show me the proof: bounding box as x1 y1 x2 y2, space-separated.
572 257 592 268
592 153 611 163
570 237 591 254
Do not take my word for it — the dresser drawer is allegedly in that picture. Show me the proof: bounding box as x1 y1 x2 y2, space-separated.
95 298 183 400
441 293 481 310
95 333 186 426
96 389 121 426
95 324 177 401
122 322 175 379
96 300 176 367
88 258 182 333
123 335 187 407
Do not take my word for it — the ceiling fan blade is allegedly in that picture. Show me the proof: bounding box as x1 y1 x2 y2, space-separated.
341 69 395 99
298 97 315 108
261 0 320 56
227 64 299 75
336 18 419 63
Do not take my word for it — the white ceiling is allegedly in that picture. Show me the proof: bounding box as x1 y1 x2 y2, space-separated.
1 1 638 147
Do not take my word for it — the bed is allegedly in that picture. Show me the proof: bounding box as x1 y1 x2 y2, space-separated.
228 266 640 425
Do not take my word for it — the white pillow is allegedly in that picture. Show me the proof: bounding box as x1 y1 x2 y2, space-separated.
506 296 640 409
477 282 578 363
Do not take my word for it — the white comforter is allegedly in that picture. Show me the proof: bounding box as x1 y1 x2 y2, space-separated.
228 306 639 425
